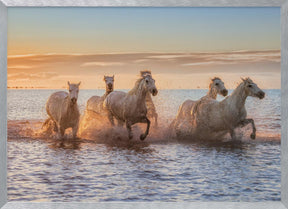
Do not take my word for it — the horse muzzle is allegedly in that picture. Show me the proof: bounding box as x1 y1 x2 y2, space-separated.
152 89 158 96
221 89 228 97
257 91 265 99
71 98 77 104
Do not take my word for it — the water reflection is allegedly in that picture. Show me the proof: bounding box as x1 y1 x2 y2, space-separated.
8 137 280 202
48 139 82 150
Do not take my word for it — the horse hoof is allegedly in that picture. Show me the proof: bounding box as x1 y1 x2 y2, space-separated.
250 133 256 140
140 134 146 141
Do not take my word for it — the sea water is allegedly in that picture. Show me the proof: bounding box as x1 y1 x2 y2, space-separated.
7 89 281 201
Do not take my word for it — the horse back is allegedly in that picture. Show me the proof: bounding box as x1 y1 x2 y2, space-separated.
104 91 127 119
195 100 227 131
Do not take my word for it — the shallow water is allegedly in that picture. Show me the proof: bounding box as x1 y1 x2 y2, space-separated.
7 89 281 201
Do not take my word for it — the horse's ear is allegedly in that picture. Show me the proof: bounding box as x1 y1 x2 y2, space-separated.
241 77 245 82
68 81 70 86
77 82 81 86
103 76 106 81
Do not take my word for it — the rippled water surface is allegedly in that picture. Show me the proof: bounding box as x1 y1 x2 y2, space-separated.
8 89 281 202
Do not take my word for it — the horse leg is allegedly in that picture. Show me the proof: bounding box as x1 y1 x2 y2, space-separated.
53 121 58 132
230 129 237 140
140 117 151 141
72 124 79 139
176 120 191 140
154 113 158 127
126 121 133 139
107 111 115 126
117 120 124 127
174 119 185 139
240 119 256 139
60 126 65 139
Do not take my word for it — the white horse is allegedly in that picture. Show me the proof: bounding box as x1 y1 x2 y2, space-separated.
86 75 114 114
171 77 227 132
140 70 158 126
44 82 81 139
177 78 265 141
177 77 227 121
104 74 158 140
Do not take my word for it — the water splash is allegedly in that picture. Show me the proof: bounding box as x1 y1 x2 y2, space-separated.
8 113 280 148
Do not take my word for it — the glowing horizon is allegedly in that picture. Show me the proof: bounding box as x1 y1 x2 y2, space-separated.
7 50 280 89
7 8 280 89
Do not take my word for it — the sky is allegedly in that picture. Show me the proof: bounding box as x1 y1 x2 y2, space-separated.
7 8 281 89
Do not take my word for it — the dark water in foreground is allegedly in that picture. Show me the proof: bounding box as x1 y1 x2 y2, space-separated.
7 89 281 202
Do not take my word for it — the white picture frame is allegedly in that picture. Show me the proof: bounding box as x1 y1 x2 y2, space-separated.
0 0 287 209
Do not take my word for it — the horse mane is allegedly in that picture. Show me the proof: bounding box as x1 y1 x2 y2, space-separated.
128 77 145 95
230 77 253 97
241 77 253 84
128 74 153 95
211 77 221 82
140 70 151 77
209 77 221 88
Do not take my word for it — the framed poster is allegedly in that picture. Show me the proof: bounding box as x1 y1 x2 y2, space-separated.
0 1 288 209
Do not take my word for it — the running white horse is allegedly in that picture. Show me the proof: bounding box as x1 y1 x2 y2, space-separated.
86 75 114 114
104 74 158 140
176 78 265 141
177 77 227 121
171 77 228 132
140 70 158 126
44 82 81 139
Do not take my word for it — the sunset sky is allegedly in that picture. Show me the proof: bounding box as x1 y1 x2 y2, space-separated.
8 8 280 89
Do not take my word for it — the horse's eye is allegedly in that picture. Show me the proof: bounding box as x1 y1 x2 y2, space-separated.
215 83 219 86
248 84 252 88
146 80 149 84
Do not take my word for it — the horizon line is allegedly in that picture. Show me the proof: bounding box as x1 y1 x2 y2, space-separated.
7 49 281 58
7 87 281 90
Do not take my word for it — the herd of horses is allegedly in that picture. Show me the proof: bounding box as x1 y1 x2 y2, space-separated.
43 70 265 142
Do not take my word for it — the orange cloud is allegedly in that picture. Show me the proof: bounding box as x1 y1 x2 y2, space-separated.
7 50 280 89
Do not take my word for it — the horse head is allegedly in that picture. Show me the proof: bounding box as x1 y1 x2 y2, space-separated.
67 81 81 104
241 77 265 99
143 74 158 96
104 75 114 93
210 77 228 97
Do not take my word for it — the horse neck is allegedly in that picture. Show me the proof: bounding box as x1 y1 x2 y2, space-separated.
129 80 148 105
207 87 217 99
103 88 113 97
224 83 247 110
65 96 78 113
145 92 152 102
